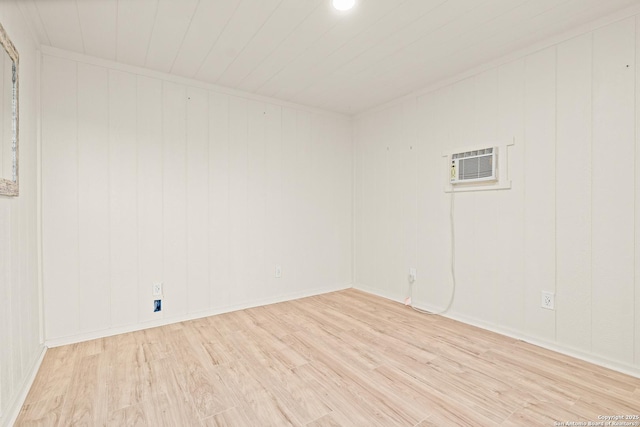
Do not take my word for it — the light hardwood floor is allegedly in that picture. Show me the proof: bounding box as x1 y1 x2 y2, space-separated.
16 289 640 426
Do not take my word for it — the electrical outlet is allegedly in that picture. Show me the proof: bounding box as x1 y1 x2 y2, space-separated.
275 265 282 278
408 268 417 283
541 291 554 310
152 282 163 296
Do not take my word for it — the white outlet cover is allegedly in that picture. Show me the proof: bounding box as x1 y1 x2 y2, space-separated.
541 291 555 310
153 283 163 296
275 265 282 278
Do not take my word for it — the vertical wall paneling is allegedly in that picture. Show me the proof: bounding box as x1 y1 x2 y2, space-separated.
523 46 556 341
109 70 139 327
334 118 353 287
0 2 41 423
355 113 374 293
280 108 299 291
402 99 419 301
636 15 640 367
381 111 394 298
592 18 635 363
10 152 21 387
186 87 210 313
295 111 315 291
327 116 350 288
471 69 499 323
315 115 329 276
246 101 267 300
137 76 163 323
353 118 361 288
264 103 283 295
495 59 525 332
41 53 351 346
228 97 249 304
42 55 79 339
0 193 9 413
208 92 230 309
309 114 325 289
386 105 406 300
352 116 366 290
338 118 354 285
436 87 459 311
324 117 339 283
556 33 593 350
393 100 416 301
375 110 391 296
447 77 479 316
77 63 110 332
415 90 447 308
369 110 385 298
162 82 188 317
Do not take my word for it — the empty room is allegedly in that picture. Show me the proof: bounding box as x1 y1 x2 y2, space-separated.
2 0 640 425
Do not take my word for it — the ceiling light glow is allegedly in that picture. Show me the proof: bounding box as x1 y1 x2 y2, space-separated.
332 0 355 11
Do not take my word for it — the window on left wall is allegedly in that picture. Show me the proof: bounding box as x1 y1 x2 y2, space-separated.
0 21 18 197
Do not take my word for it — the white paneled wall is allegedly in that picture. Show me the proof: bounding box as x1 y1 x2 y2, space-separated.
495 58 526 333
591 19 635 364
636 20 640 367
77 63 109 333
41 53 352 343
41 55 78 339
137 76 163 324
354 16 640 374
556 33 592 353
523 46 556 342
0 2 42 426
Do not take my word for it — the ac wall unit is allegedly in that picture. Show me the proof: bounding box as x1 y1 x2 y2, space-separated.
450 147 497 184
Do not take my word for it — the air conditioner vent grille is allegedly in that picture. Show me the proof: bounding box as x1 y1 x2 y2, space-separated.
452 147 493 160
450 146 497 184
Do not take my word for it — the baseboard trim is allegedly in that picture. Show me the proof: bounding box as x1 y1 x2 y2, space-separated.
46 283 352 348
439 309 640 379
352 283 406 305
352 283 640 379
2 345 47 427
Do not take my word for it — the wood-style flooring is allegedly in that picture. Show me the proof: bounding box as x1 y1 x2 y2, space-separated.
16 289 640 426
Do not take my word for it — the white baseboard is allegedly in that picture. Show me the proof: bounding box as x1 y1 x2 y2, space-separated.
436 309 640 380
46 283 352 348
352 283 640 379
2 345 47 427
352 282 406 305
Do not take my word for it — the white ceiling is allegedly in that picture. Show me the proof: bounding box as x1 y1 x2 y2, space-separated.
17 0 640 114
